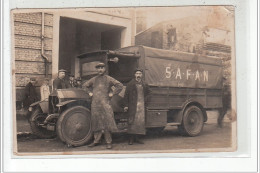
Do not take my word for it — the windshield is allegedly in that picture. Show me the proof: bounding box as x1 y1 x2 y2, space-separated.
79 53 106 80
79 52 138 84
82 61 100 76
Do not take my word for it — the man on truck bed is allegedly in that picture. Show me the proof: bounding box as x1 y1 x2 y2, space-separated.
123 69 151 145
83 62 123 149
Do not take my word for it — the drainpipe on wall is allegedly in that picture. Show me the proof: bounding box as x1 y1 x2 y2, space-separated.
41 12 49 77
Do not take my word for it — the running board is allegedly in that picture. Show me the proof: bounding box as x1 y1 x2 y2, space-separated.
167 122 181 126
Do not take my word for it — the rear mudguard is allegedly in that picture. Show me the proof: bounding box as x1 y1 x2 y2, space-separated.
178 99 208 123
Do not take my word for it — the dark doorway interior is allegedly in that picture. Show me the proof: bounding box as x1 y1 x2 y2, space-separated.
59 17 123 76
101 28 122 50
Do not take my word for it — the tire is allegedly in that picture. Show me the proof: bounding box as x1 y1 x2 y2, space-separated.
181 105 204 136
56 106 92 147
29 108 56 139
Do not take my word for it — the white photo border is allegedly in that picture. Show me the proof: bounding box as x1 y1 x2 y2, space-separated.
1 0 259 172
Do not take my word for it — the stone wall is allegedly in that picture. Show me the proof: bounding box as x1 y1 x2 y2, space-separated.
14 12 53 106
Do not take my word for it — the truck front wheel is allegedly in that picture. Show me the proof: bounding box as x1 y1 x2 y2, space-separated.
56 106 92 147
181 105 204 136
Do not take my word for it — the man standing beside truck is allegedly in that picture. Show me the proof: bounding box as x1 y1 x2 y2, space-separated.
123 69 151 145
23 77 38 110
83 62 123 149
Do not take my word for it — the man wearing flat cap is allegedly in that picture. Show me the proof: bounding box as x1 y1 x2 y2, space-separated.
83 62 123 149
53 69 69 90
123 69 151 145
23 77 39 110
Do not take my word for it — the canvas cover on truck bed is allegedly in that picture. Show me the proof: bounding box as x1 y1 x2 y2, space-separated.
115 46 223 89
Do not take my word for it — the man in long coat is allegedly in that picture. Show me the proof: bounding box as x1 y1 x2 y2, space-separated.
83 62 123 149
23 77 38 109
123 69 151 145
218 77 229 127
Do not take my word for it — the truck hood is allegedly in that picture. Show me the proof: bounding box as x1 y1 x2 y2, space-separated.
54 88 90 100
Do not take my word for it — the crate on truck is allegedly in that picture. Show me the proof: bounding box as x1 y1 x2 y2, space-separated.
28 46 223 147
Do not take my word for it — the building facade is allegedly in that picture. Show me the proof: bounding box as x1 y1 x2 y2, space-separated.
135 7 234 109
13 9 135 109
13 7 234 110
14 12 54 108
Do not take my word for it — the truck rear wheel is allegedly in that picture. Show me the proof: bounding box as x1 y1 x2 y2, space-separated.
29 108 56 139
56 106 92 147
181 105 204 136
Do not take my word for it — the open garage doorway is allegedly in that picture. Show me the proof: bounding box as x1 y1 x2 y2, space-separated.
59 17 124 77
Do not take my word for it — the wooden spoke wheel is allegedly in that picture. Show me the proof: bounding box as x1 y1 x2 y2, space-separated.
56 106 92 147
181 105 204 136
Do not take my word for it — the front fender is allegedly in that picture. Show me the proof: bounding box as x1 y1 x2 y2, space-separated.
30 100 44 107
56 100 77 107
29 100 48 113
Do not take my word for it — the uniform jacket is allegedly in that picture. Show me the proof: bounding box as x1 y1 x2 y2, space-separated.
53 77 69 90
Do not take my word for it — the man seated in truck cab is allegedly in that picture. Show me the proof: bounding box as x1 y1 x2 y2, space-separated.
53 69 70 91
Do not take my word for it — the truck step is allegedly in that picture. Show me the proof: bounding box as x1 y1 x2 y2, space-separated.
167 122 181 126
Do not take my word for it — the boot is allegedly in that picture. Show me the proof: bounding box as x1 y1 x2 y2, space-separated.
128 137 134 145
88 142 98 147
106 143 112 149
135 136 144 144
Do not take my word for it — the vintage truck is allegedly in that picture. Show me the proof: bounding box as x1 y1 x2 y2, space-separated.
28 45 223 147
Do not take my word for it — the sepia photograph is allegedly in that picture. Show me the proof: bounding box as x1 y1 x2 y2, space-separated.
12 6 236 155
